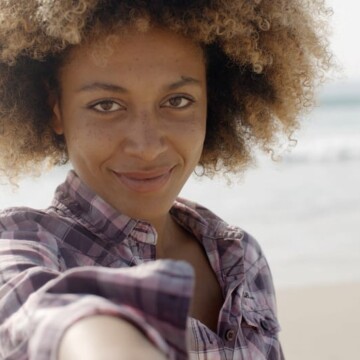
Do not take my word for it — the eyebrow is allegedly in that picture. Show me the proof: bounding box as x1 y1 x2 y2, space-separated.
77 82 127 94
76 76 201 94
166 76 201 90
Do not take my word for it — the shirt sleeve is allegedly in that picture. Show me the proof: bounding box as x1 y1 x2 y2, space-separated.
0 215 194 360
241 232 285 359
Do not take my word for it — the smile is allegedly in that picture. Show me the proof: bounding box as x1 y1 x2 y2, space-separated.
113 167 174 193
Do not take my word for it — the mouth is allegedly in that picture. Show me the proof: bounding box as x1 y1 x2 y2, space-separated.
112 167 174 193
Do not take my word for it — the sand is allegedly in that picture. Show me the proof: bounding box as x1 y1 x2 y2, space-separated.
276 282 360 360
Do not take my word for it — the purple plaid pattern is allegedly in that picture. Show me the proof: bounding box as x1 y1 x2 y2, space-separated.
0 171 284 360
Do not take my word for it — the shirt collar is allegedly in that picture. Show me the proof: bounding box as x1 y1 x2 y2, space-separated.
52 170 244 285
52 171 244 274
171 197 246 286
52 170 157 245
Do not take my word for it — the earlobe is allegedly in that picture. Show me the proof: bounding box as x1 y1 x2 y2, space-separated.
46 82 64 135
51 101 64 135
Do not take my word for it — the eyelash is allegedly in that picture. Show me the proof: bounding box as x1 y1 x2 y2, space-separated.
88 95 195 114
89 100 124 113
161 95 195 109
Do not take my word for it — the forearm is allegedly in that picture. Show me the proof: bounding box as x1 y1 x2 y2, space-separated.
58 315 166 360
0 239 192 360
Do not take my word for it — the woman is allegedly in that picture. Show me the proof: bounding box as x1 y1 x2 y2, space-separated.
0 1 331 359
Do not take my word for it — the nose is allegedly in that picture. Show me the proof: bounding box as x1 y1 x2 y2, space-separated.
122 111 167 161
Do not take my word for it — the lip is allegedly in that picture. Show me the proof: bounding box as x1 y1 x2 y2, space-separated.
113 167 174 193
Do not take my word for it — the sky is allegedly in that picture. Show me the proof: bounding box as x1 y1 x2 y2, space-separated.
328 0 360 81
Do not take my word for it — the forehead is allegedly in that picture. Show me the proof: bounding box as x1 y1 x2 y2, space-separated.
62 26 206 79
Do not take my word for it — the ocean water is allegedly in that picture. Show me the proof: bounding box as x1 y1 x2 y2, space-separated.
1 95 359 288
181 104 360 288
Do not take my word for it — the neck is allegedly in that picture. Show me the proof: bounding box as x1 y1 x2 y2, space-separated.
150 213 179 259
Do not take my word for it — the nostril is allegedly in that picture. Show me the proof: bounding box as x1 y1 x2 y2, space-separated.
122 127 167 160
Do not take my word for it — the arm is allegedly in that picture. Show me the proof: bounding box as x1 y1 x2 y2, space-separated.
58 315 166 360
0 218 193 360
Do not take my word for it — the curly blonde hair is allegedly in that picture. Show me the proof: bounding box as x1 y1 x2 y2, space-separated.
0 0 332 182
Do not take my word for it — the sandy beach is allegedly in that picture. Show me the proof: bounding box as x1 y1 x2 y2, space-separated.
277 282 360 360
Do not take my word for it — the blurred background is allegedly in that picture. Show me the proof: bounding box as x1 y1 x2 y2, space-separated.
0 1 359 359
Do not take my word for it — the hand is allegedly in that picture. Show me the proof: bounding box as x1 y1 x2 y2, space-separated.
58 315 167 360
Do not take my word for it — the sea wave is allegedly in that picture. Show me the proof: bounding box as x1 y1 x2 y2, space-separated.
283 135 360 163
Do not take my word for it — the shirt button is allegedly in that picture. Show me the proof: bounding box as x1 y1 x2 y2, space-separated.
225 329 236 341
260 319 270 331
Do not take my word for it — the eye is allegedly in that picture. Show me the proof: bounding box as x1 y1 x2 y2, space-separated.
162 95 194 109
90 100 124 113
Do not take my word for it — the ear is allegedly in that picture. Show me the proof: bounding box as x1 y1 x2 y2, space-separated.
49 91 64 135
52 102 64 135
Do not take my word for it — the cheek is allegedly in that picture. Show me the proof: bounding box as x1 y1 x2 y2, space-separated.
175 114 206 162
65 118 117 161
186 112 207 145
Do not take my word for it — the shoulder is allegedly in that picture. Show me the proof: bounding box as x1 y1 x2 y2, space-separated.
1 206 48 230
0 206 57 233
173 197 264 262
173 197 276 299
0 206 68 250
0 207 68 273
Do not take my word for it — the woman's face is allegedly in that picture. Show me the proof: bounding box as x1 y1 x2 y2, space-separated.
52 26 207 222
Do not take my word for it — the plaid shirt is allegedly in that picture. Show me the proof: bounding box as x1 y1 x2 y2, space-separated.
0 170 283 360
